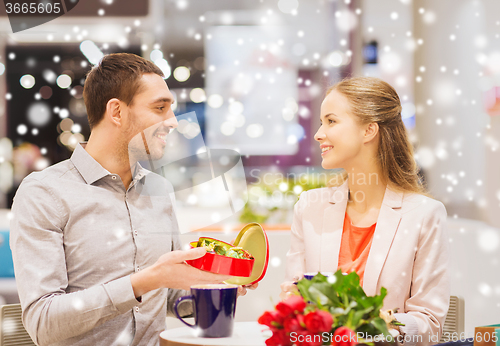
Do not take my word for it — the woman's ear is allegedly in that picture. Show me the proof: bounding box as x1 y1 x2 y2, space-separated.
363 122 379 144
105 98 123 127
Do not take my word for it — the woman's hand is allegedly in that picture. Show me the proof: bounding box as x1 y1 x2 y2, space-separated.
279 280 299 301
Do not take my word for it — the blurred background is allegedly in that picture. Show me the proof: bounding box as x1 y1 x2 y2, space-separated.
0 0 499 336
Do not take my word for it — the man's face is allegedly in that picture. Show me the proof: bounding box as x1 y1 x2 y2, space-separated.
125 73 177 163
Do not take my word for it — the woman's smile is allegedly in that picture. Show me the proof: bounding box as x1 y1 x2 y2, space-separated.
320 144 334 156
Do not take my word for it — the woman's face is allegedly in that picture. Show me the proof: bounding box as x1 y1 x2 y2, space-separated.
314 90 369 170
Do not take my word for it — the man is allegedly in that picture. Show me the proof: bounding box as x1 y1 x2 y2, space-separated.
10 53 243 346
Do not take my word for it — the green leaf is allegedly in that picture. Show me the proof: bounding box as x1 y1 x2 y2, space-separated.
352 306 374 328
370 317 391 338
309 286 328 307
356 322 379 337
271 321 282 328
297 278 313 302
391 321 405 326
331 307 345 315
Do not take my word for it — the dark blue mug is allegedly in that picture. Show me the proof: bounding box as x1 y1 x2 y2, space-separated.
304 272 335 280
174 284 238 338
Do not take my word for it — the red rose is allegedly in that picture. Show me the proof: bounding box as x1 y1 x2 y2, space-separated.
258 310 284 328
265 329 291 346
332 326 357 346
296 313 306 328
283 316 304 333
294 330 323 346
304 310 333 333
276 295 306 316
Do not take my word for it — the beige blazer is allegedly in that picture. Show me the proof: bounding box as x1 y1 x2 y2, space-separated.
286 180 450 346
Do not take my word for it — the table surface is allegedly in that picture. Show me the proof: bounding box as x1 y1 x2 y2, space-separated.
159 321 271 346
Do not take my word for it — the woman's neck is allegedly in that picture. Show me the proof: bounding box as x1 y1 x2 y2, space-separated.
345 166 387 213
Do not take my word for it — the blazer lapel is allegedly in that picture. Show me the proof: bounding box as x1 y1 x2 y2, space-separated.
320 180 349 272
363 187 404 296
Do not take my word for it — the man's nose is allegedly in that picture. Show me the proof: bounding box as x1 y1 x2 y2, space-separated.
163 111 178 131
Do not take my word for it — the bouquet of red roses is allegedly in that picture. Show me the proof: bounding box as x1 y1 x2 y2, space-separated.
258 295 357 346
258 270 402 346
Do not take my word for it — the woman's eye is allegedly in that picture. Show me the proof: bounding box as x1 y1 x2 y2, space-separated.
328 119 335 124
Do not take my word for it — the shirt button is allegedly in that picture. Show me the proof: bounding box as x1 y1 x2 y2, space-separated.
134 307 140 313
133 230 138 236
135 266 140 272
111 176 117 180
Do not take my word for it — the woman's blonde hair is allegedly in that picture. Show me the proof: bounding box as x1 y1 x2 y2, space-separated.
327 76 427 195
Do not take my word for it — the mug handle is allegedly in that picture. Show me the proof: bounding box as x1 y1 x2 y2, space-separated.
174 295 195 328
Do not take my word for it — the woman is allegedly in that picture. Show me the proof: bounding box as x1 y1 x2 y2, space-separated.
281 77 449 346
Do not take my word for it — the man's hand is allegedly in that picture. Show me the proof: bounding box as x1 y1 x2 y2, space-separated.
130 247 232 298
237 282 259 297
226 238 259 297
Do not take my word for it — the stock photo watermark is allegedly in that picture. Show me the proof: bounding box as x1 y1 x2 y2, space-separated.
249 168 382 204
4 0 79 33
290 331 499 345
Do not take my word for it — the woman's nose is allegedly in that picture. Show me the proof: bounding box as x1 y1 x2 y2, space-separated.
314 126 324 142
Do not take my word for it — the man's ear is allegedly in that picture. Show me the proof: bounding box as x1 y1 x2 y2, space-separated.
363 122 379 144
105 98 123 127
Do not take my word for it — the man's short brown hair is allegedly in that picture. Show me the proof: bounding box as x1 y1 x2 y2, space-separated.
83 53 164 129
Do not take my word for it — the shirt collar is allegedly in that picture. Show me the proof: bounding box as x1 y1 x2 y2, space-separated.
71 143 150 185
131 162 149 185
71 143 110 185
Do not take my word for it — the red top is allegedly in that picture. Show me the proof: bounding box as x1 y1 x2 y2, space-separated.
337 212 377 286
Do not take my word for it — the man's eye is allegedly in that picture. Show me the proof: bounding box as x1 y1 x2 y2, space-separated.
158 107 165 111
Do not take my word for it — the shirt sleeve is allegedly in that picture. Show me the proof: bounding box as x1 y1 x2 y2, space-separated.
285 192 308 281
165 228 192 318
394 312 420 346
397 201 450 346
10 177 140 346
